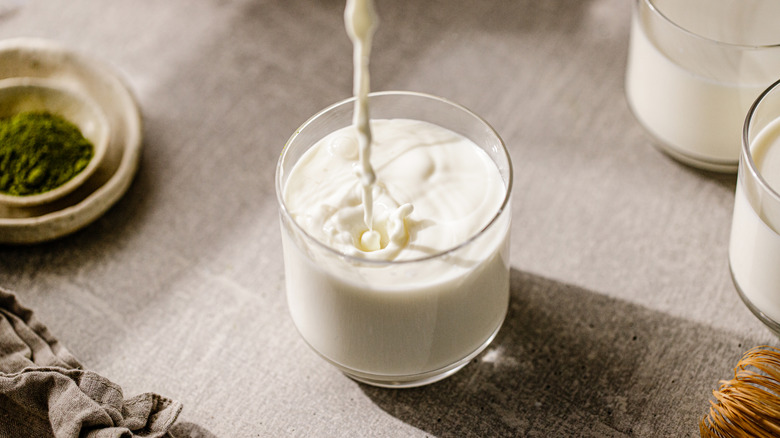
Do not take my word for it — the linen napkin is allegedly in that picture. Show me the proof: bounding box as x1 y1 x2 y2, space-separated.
0 286 182 438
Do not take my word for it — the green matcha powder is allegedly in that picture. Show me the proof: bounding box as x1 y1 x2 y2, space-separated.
0 111 94 196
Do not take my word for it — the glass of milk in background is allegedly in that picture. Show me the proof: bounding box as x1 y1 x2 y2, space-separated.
275 91 513 388
625 0 780 173
730 79 780 335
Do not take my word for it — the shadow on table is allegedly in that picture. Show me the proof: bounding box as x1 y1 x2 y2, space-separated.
360 268 764 437
662 150 739 194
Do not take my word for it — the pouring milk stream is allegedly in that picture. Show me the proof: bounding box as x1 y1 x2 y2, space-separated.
284 0 504 260
345 0 382 250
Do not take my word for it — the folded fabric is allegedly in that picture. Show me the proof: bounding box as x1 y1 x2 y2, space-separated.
0 286 182 438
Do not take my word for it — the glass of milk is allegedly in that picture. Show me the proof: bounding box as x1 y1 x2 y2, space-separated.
730 78 780 335
275 91 512 388
625 0 780 173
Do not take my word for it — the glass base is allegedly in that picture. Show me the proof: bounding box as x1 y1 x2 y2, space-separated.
625 97 739 173
320 318 505 389
650 140 738 174
730 264 780 338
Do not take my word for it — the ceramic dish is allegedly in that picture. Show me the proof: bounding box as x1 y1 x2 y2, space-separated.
0 77 111 207
0 37 142 244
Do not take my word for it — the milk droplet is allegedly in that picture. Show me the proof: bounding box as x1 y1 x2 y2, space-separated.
360 229 381 251
329 136 359 160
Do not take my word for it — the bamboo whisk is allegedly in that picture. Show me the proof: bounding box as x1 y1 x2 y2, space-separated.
700 346 780 437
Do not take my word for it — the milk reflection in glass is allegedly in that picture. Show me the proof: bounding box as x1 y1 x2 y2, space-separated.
277 93 512 387
625 0 780 173
730 80 780 334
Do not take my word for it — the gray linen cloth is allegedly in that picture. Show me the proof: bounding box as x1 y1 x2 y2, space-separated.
0 286 182 438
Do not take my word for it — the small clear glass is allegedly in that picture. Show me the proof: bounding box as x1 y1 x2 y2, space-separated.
275 91 513 388
729 78 780 335
625 0 780 173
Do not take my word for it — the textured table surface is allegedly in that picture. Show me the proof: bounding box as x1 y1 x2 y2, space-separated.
0 0 775 436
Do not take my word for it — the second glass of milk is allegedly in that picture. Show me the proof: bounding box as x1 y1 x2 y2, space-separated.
276 91 512 388
625 0 780 173
730 78 780 335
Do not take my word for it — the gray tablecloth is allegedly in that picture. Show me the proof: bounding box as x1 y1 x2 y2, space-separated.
0 287 181 437
0 0 776 436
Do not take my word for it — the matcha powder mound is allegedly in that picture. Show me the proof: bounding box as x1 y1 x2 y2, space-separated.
0 111 94 196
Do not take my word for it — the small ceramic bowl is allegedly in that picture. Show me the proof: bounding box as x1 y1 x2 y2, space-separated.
0 77 109 207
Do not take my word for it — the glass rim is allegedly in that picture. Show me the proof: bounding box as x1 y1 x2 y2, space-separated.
275 90 514 266
742 77 780 204
641 0 780 50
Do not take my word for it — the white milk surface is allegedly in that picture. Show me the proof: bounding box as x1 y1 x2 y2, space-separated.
284 119 506 261
282 118 510 377
730 117 780 323
625 11 768 166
